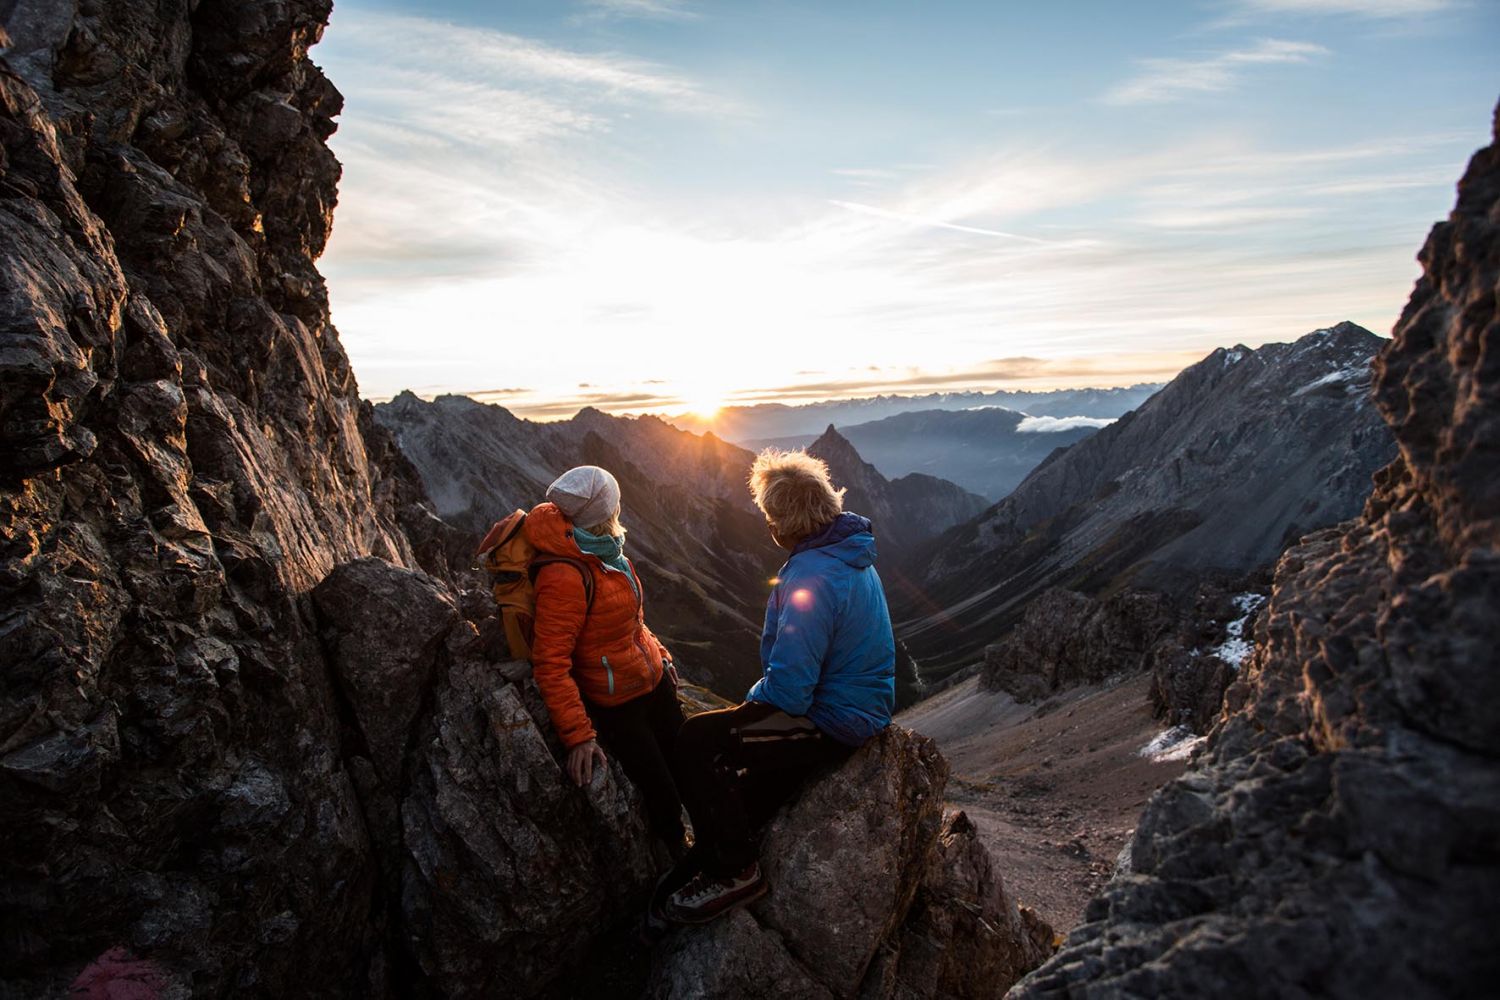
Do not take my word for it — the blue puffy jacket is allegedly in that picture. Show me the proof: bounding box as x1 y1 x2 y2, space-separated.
746 512 896 746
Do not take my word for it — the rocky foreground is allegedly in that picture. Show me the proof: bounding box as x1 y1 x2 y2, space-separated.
1010 107 1500 999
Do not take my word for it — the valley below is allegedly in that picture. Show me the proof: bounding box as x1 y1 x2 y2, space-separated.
900 675 1188 931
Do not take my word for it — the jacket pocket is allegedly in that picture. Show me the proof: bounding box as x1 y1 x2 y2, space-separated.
601 655 615 696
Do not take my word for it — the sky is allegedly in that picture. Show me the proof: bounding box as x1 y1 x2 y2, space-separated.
312 0 1499 421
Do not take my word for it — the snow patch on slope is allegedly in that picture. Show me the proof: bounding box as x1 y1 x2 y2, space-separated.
1211 592 1266 669
1138 725 1204 762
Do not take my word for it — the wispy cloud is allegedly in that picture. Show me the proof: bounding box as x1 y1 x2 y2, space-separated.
828 200 1054 244
331 11 730 116
317 7 1473 422
1016 415 1119 433
1104 38 1329 105
578 0 699 21
1236 0 1452 16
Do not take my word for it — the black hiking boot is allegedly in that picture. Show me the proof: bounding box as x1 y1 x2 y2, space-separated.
639 843 703 945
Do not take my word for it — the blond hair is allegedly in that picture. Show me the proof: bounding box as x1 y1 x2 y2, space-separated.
581 510 626 538
748 449 845 539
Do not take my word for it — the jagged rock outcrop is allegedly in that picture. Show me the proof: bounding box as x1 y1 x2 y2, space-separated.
649 728 1054 999
903 322 1396 678
980 588 1175 702
808 425 989 564
311 558 659 998
979 579 1268 732
1011 105 1500 1000
885 811 1056 999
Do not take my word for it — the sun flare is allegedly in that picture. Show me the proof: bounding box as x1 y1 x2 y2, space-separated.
684 395 725 420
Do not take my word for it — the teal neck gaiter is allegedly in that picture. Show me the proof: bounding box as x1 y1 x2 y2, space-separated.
572 525 638 601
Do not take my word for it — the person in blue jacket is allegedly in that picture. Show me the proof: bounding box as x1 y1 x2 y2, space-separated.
657 448 896 927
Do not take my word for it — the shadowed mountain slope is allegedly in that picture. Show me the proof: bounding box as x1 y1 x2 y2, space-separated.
901 323 1395 677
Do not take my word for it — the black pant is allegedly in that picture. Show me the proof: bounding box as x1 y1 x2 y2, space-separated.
674 701 854 877
586 676 687 847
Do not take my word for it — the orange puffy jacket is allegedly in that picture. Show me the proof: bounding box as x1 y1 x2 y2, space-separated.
524 502 671 748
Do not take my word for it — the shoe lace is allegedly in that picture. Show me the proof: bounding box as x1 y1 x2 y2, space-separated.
679 872 731 906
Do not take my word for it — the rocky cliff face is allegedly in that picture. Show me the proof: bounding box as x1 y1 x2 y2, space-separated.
981 578 1268 733
1011 107 1500 1000
0 1 450 993
903 322 1395 675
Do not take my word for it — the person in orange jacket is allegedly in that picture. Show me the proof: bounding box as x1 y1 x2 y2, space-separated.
524 465 687 855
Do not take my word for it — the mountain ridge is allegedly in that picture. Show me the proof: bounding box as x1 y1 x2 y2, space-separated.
900 321 1395 677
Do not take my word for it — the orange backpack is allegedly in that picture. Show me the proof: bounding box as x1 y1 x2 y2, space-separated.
475 509 594 661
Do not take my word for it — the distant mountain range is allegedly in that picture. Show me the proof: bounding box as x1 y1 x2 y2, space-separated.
373 396 983 696
377 323 1394 696
666 385 1162 444
750 407 1108 500
897 322 1396 681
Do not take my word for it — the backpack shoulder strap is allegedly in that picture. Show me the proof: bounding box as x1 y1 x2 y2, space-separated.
530 557 595 614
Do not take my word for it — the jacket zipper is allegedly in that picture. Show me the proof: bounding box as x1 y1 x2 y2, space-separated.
626 560 660 686
602 655 615 695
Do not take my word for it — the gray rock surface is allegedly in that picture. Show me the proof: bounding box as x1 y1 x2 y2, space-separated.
1010 104 1500 1000
0 2 432 994
649 728 1055 1000
980 588 1175 702
904 322 1395 676
888 811 1056 999
979 579 1268 733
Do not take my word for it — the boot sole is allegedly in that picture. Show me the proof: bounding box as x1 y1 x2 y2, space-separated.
663 879 769 925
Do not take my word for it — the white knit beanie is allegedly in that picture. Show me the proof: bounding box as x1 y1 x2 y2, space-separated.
546 466 621 529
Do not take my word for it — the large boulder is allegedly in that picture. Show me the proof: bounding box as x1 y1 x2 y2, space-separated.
308 557 658 998
887 811 1056 999
648 728 1054 999
1010 104 1500 1000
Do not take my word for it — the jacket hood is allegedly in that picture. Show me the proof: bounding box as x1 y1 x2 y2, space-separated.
524 502 587 558
794 511 877 568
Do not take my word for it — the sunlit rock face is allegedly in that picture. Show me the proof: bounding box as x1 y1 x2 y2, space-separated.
1011 106 1500 1000
0 1 438 992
